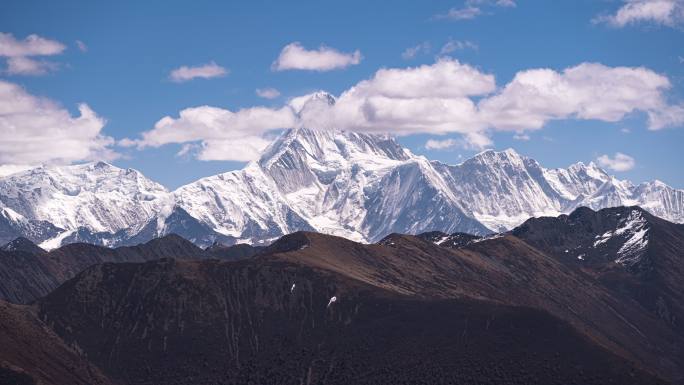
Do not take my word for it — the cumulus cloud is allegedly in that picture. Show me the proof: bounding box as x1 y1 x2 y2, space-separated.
272 42 362 71
597 152 636 171
125 105 295 161
402 42 431 60
256 87 281 99
425 138 458 150
594 0 684 28
169 62 227 82
0 32 65 57
128 58 684 161
0 80 116 166
0 32 65 76
479 62 683 131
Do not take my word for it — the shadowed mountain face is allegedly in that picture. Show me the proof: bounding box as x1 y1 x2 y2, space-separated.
512 206 684 337
0 301 114 385
39 256 665 385
0 234 260 304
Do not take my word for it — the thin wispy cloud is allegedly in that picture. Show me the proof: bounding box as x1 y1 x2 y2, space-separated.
402 42 431 60
169 61 227 82
594 0 684 28
435 6 482 20
272 42 361 71
76 40 88 52
434 0 516 21
0 32 65 75
440 39 478 55
597 152 636 171
256 87 281 99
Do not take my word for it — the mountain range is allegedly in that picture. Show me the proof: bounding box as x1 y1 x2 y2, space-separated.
1 110 682 249
0 205 681 384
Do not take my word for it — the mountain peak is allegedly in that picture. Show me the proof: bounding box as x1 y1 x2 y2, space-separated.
289 91 336 114
465 147 526 167
258 127 411 168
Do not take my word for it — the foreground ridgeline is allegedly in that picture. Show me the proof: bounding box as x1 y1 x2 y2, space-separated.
1 127 683 249
0 206 681 384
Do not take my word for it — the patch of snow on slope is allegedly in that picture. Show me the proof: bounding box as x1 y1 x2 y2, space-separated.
39 229 75 250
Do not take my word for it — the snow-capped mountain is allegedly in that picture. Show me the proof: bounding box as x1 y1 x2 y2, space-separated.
174 127 488 244
1 115 683 249
0 161 170 247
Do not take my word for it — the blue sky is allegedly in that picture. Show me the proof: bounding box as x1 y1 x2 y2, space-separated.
1 0 683 188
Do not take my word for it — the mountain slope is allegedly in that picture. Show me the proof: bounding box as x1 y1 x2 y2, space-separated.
0 234 224 304
512 206 684 337
38 250 666 385
0 300 114 385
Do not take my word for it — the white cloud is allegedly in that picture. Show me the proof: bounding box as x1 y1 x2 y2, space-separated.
0 32 65 76
595 0 684 27
597 152 636 171
129 59 684 161
0 80 116 166
439 39 478 55
350 58 495 99
169 62 227 82
76 40 87 52
402 42 431 60
5 56 58 75
272 42 362 71
256 87 281 99
126 105 295 161
425 138 458 150
478 62 683 131
0 32 65 57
